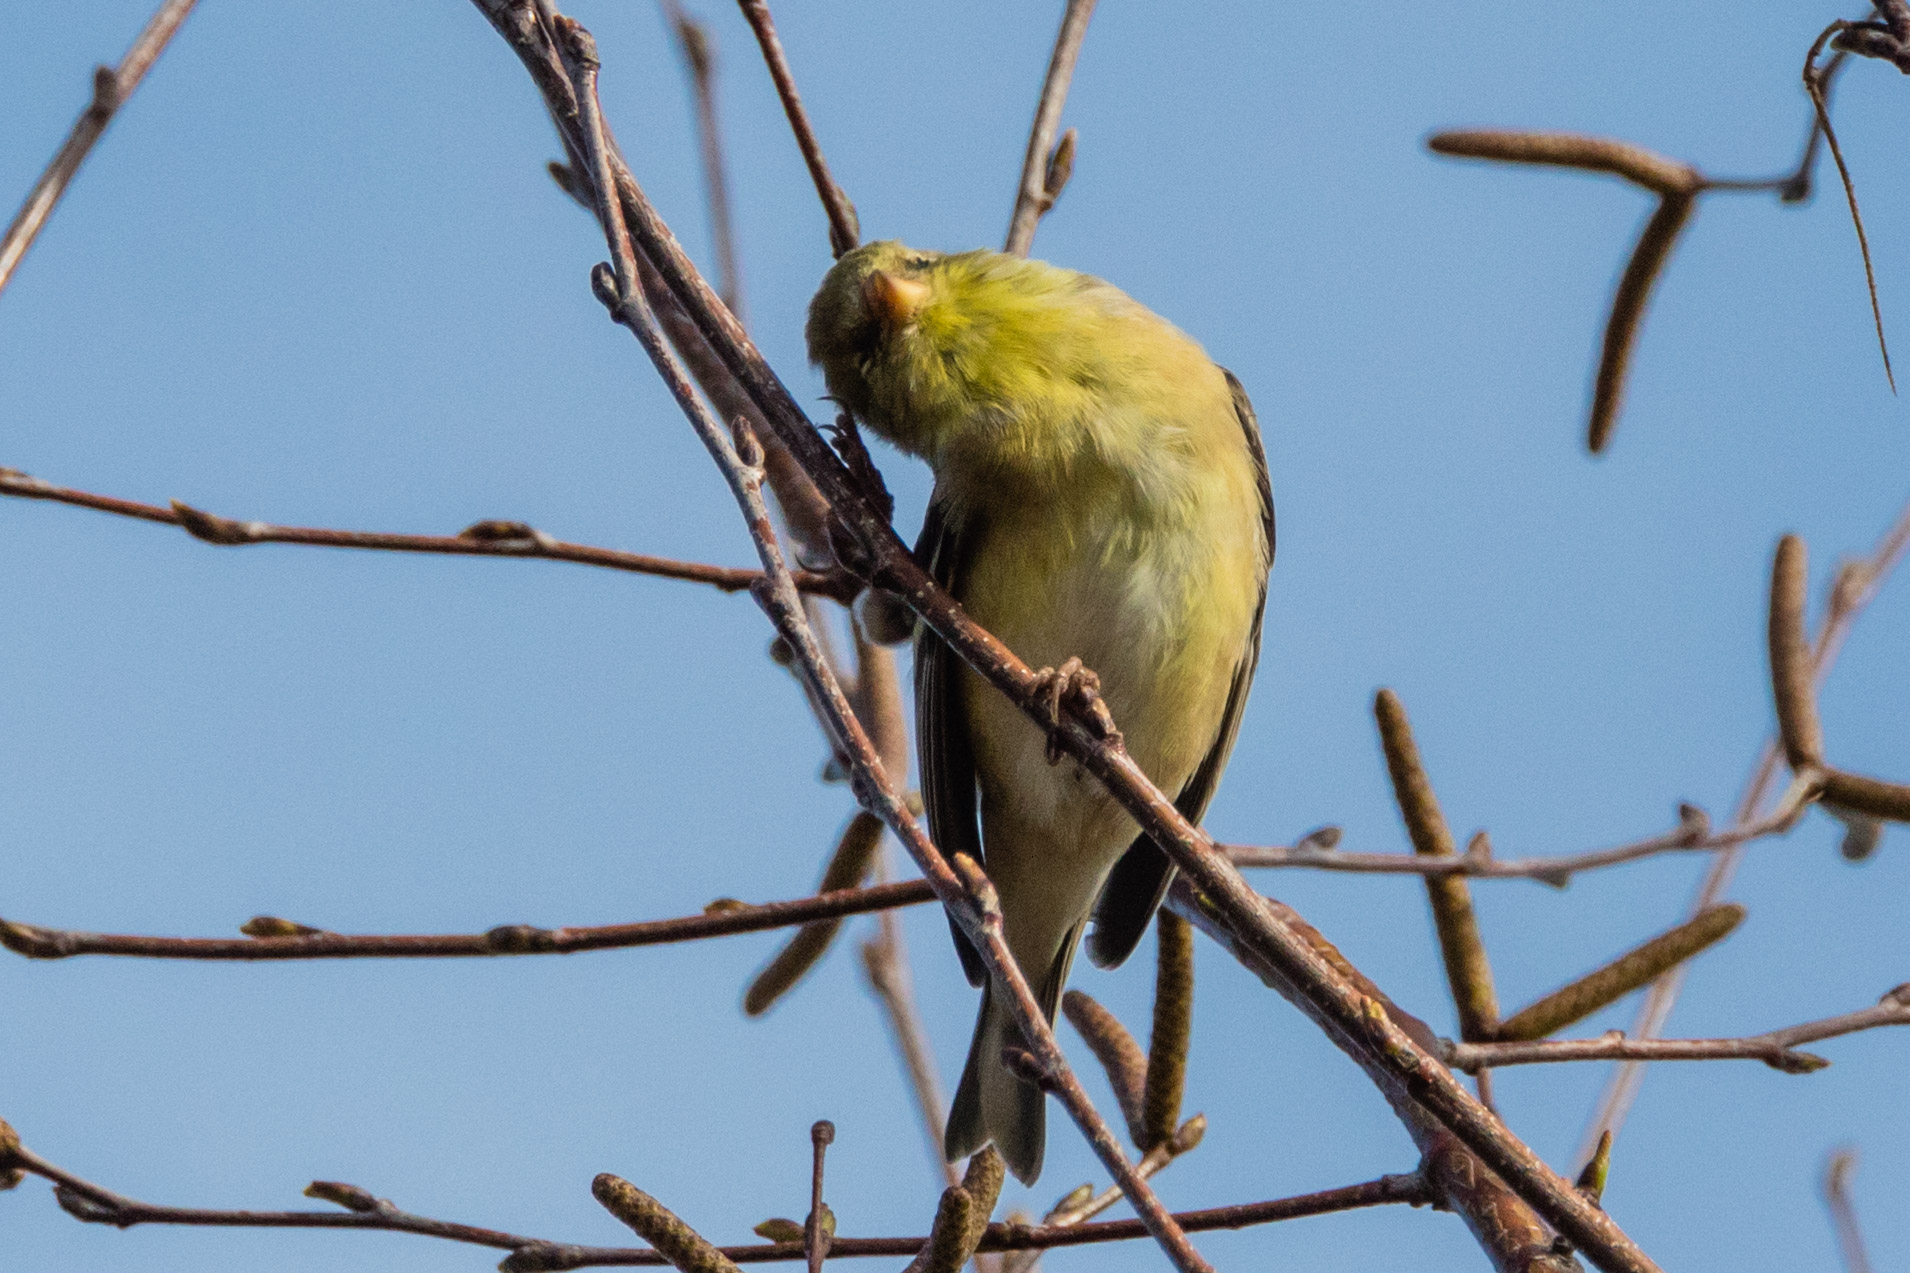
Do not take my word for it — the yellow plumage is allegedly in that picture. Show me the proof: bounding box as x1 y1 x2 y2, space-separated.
807 242 1272 1183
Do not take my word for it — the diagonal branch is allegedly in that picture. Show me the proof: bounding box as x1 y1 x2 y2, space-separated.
733 0 858 257
0 466 854 600
0 0 199 299
470 9 1661 1266
550 20 1206 1270
1004 0 1096 256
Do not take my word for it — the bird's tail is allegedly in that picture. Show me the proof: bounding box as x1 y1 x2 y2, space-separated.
943 922 1080 1185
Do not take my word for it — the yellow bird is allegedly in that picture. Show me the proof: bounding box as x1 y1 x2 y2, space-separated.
807 242 1272 1183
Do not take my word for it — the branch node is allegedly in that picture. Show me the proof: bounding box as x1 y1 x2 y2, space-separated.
170 500 259 545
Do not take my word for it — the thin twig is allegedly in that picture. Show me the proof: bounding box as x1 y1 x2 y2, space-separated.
0 1128 1428 1267
661 0 746 322
1225 801 1789 885
1806 23 1894 391
0 880 939 961
1449 985 1910 1072
806 1122 834 1273
733 0 858 256
860 851 962 1190
1579 495 1910 1164
1004 0 1097 256
0 0 200 299
0 467 856 600
1822 1147 1873 1273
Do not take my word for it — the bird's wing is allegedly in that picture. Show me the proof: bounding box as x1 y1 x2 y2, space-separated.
914 494 989 986
1086 367 1275 969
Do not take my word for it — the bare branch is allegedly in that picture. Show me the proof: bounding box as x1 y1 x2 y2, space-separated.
1805 23 1894 391
1005 0 1097 256
661 0 746 321
0 880 938 961
733 0 859 256
1226 800 1795 886
0 0 199 299
0 467 856 600
0 1118 1429 1267
1822 1147 1873 1273
1451 984 1910 1073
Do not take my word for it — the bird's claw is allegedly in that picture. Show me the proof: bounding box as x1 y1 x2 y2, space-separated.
1031 657 1122 764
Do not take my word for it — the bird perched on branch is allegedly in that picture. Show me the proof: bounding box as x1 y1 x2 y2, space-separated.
807 241 1273 1183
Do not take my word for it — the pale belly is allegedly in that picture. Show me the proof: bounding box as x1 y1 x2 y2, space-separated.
958 491 1261 885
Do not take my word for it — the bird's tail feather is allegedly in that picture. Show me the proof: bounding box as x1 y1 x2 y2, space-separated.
943 922 1081 1185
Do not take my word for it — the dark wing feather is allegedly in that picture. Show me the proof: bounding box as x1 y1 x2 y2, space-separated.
1086 367 1275 969
914 495 989 986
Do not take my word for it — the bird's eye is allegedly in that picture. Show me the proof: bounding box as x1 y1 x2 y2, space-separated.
906 255 933 271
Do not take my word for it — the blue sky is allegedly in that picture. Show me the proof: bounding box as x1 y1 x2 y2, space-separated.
2 2 1906 1270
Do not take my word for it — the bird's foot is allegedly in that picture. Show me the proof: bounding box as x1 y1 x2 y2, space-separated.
1031 657 1122 764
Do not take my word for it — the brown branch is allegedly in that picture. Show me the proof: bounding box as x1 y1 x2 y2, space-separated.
471 12 1662 1265
7 818 1807 965
1822 1147 1873 1273
1225 799 1795 886
859 865 961 1190
0 466 856 601
1806 24 1894 392
1449 984 1910 1073
1582 495 1910 1162
0 0 199 299
1170 887 1585 1273
1004 0 1097 256
0 879 939 961
661 0 746 321
733 0 858 256
0 1119 1428 1267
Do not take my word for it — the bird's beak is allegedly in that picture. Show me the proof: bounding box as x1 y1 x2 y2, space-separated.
862 269 929 330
